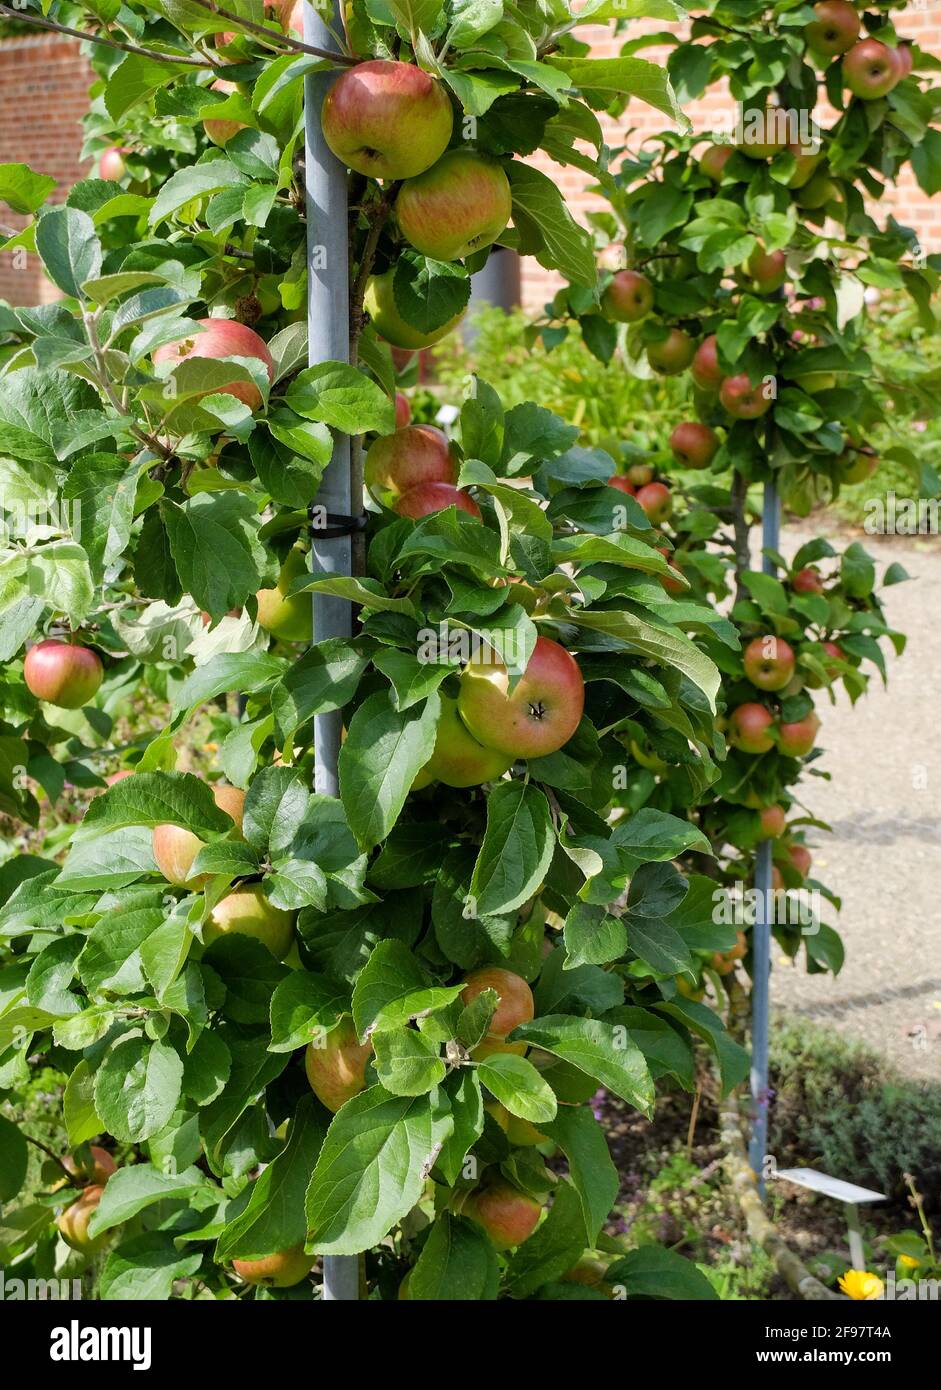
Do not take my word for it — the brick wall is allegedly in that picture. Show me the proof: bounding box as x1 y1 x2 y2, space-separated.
0 8 937 312
0 35 93 305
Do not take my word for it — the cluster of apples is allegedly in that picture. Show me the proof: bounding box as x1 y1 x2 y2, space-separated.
807 1 912 97
55 1146 118 1255
607 459 673 525
365 397 479 520
728 635 822 759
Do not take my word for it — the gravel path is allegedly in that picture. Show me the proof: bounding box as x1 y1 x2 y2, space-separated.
767 524 941 1082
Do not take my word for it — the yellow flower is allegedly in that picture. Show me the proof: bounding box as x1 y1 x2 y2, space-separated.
838 1269 884 1301
898 1255 920 1271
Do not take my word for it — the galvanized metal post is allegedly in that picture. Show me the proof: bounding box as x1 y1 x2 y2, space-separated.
748 478 780 1194
304 0 358 1302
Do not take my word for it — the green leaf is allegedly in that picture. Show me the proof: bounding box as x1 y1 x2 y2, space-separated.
99 1232 203 1301
507 163 596 288
79 770 234 838
104 54 196 121
93 1036 184 1143
305 1085 453 1255
504 1180 585 1297
409 1212 499 1299
562 901 627 968
653 998 750 1095
0 1115 28 1201
351 939 464 1037
0 162 57 215
174 652 284 712
338 691 441 851
286 362 396 435
373 1029 447 1096
91 1163 215 1233
477 1053 557 1124
149 159 247 226
546 54 683 123
569 609 720 710
35 207 102 298
469 782 555 917
57 826 157 891
271 639 371 744
392 254 471 335
511 1015 654 1116
63 453 141 583
163 492 267 620
63 1060 104 1146
269 971 348 1053
606 1244 717 1300
540 1106 618 1245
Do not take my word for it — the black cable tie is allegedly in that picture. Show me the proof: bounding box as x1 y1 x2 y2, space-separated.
308 509 368 540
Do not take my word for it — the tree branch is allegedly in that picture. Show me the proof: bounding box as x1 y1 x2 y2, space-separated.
0 5 210 66
184 0 357 64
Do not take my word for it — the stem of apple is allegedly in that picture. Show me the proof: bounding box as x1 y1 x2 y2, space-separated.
304 0 359 1304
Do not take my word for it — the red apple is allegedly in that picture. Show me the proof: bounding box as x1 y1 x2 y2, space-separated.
822 640 844 670
395 149 511 261
743 636 796 692
305 1016 372 1112
234 1245 314 1288
203 78 246 146
691 334 723 392
602 270 654 323
607 475 636 496
394 481 480 520
458 635 584 759
153 318 274 411
771 865 784 891
465 1182 542 1251
747 246 787 294
792 567 824 594
758 804 787 839
57 1184 108 1253
699 144 734 181
720 373 773 419
24 640 103 709
394 392 411 428
778 711 820 757
669 421 719 470
729 702 775 754
59 1146 118 1188
99 145 128 181
657 547 685 594
646 328 696 375
322 60 453 181
806 1 860 56
152 784 245 889
894 44 913 79
788 844 812 878
461 967 534 1042
366 423 457 498
843 38 900 100
636 481 673 524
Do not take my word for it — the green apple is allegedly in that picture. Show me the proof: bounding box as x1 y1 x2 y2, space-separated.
364 269 465 350
256 544 312 642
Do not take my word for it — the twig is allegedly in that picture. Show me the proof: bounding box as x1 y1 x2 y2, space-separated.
0 5 210 66
349 190 396 359
22 1133 82 1186
686 1077 702 1156
184 0 357 64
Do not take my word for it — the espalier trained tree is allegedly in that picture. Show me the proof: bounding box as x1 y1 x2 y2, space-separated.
533 0 936 998
0 0 750 1302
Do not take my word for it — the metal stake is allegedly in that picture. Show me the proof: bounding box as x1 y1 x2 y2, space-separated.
748 478 780 1193
304 0 358 1302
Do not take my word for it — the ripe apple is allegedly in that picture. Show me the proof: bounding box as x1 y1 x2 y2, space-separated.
280 0 303 33
416 696 513 788
843 39 900 100
364 269 465 350
57 1184 108 1253
394 481 481 520
626 463 655 487
822 639 844 673
778 711 820 757
839 447 877 484
59 1146 117 1188
256 543 313 642
24 639 103 709
203 78 246 146
395 149 511 261
601 270 654 323
394 392 411 428
153 317 274 410
792 566 824 594
758 804 787 839
747 246 787 294
99 145 128 181
233 1244 315 1288
204 884 295 959
607 475 636 496
743 636 796 692
669 421 719 470
771 865 784 891
657 547 685 594
738 107 789 159
646 328 696 375
322 59 453 180
465 1181 542 1251
720 373 773 419
458 635 584 759
796 170 838 209
305 1015 372 1112
635 481 673 524
788 844 812 878
366 423 457 499
806 1 860 56
729 702 775 754
786 143 824 189
691 334 723 392
699 144 734 181
894 44 913 79
152 783 245 889
461 966 535 1043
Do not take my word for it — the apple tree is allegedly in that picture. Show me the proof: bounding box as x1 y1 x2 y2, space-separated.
0 0 744 1301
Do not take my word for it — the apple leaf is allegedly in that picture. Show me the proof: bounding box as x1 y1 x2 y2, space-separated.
98 1233 204 1302
477 1053 558 1124
93 1036 184 1143
509 1014 655 1116
372 1028 447 1096
0 161 57 216
507 163 596 287
78 770 235 838
539 1106 618 1246
351 939 464 1037
0 1115 28 1201
35 206 102 299
339 690 442 851
305 1085 453 1255
392 253 471 335
409 1212 500 1300
271 638 372 745
562 901 627 969
162 492 268 620
286 361 396 435
90 1162 216 1234
56 826 158 891
606 1245 718 1300
469 781 555 917
504 1180 586 1298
